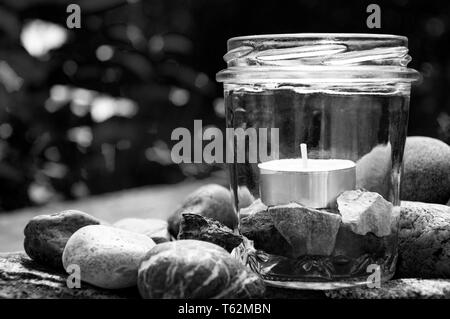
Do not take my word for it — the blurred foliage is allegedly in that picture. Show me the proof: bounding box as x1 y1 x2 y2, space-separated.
0 0 224 211
0 0 449 211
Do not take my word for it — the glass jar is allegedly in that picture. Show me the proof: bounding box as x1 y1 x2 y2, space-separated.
216 34 419 290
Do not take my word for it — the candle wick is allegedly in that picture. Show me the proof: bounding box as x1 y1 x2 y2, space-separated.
300 143 308 168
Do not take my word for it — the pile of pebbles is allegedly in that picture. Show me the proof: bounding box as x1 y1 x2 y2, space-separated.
23 184 264 299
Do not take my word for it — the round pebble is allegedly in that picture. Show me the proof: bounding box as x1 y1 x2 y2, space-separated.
356 137 450 204
62 225 155 289
24 210 101 269
137 240 265 299
401 136 450 204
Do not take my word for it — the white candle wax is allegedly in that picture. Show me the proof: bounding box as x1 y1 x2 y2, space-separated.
258 158 356 208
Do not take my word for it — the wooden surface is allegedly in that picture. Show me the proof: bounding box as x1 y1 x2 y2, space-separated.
0 175 226 252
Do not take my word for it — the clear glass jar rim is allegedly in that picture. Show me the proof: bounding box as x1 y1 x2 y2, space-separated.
217 65 420 83
228 33 407 43
217 33 420 83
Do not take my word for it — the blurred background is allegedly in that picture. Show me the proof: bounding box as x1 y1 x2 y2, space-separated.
0 0 449 212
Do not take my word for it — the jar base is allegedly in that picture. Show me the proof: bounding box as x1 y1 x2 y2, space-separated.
233 237 397 291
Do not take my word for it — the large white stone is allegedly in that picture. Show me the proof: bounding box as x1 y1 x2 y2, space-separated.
337 190 394 237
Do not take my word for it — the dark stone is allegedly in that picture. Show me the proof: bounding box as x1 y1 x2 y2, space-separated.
240 209 293 258
23 210 101 269
332 224 388 260
137 240 266 299
269 203 341 257
241 204 341 258
178 213 242 252
167 184 238 237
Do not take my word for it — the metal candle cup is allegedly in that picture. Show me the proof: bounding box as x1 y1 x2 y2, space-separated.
258 159 356 208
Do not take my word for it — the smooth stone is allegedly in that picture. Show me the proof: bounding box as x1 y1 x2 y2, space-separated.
337 190 394 237
398 201 450 278
355 137 450 204
239 198 267 218
23 210 101 269
178 213 242 252
167 184 238 237
62 225 155 289
269 203 341 257
401 137 450 204
137 240 265 299
113 218 170 243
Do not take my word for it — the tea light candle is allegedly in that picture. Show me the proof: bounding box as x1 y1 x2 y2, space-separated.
258 144 356 208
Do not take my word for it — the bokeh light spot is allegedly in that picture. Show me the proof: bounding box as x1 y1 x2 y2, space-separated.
96 45 114 61
20 20 67 58
169 87 190 106
0 123 13 139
